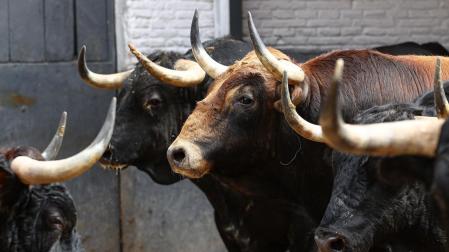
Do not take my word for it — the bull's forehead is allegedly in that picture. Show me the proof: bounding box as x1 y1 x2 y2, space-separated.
204 48 289 103
203 66 276 105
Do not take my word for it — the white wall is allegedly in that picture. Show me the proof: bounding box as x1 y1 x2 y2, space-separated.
116 0 216 70
117 0 449 70
242 0 449 52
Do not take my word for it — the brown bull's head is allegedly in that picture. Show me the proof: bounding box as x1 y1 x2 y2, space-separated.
166 11 306 178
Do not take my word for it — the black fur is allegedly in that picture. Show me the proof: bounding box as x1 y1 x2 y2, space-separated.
318 99 448 251
0 147 82 252
374 41 449 56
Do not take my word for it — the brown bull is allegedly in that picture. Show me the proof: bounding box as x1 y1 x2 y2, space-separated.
167 11 449 178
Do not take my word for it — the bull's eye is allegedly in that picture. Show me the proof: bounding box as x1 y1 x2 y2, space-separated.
237 95 254 105
47 215 65 231
147 98 161 107
143 95 162 112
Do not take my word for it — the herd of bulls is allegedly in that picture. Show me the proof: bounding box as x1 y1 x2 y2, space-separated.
2 9 449 252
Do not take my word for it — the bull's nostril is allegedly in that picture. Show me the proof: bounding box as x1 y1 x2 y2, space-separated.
329 237 345 251
172 148 186 164
315 232 347 252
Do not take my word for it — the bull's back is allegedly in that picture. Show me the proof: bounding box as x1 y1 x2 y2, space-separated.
303 50 449 121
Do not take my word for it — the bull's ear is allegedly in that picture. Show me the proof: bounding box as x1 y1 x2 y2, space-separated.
375 156 434 187
274 100 282 112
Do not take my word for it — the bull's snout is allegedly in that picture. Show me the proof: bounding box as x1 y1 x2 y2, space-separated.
167 139 211 178
315 229 348 252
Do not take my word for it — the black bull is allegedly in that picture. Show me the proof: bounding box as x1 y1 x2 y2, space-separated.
0 147 81 252
97 40 449 251
316 84 449 252
100 38 280 251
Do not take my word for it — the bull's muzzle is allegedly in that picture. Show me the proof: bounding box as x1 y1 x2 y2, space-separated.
167 139 211 179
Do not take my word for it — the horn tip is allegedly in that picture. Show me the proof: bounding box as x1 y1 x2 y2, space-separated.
248 11 254 26
194 9 199 18
334 58 344 80
336 58 344 66
59 111 67 135
111 97 117 108
78 46 86 60
78 46 89 78
61 111 67 123
128 44 141 59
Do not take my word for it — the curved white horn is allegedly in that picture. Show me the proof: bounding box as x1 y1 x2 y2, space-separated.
128 44 206 87
190 9 229 79
319 60 444 157
281 71 324 142
78 46 132 89
11 98 117 185
248 12 305 84
41 112 67 160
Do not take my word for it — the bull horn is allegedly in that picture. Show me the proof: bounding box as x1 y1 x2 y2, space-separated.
41 112 67 160
319 59 444 157
434 57 449 119
248 12 305 84
11 98 116 185
78 46 132 89
191 9 229 78
128 44 206 87
281 71 324 142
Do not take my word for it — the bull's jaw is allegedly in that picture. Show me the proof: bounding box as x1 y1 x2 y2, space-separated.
167 138 212 179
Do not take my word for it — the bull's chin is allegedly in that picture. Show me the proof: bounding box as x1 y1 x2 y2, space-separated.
171 166 210 179
99 158 129 170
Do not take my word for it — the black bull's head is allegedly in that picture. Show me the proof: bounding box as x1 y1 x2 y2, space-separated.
0 100 115 252
316 149 445 252
78 38 251 184
313 63 449 252
0 148 81 252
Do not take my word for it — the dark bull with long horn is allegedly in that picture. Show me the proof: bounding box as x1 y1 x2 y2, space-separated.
11 98 116 184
